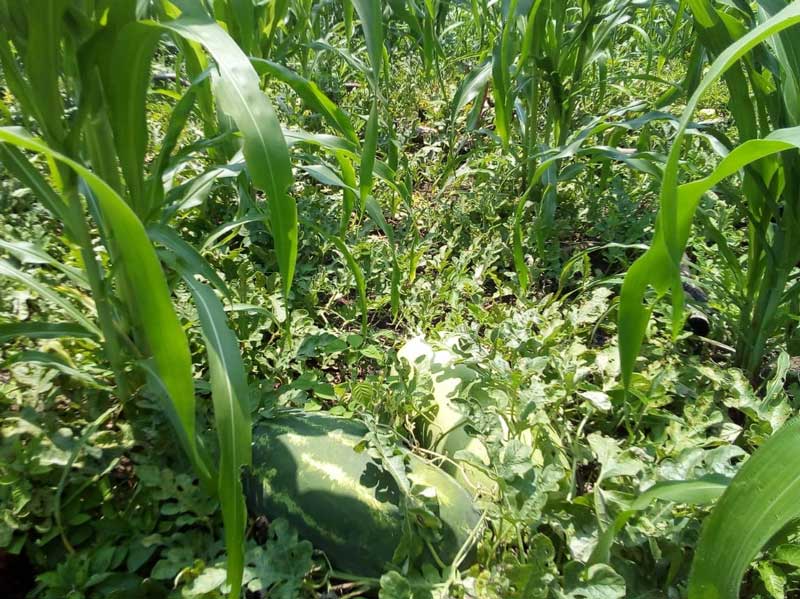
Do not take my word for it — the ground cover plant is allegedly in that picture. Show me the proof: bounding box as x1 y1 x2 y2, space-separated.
1 0 800 597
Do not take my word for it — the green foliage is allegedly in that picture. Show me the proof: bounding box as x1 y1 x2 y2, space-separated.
1 0 800 597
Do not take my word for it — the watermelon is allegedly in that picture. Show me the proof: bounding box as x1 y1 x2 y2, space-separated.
398 336 496 493
242 412 480 578
398 337 559 495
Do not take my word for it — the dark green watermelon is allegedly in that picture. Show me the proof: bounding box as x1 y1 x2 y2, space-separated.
242 412 480 577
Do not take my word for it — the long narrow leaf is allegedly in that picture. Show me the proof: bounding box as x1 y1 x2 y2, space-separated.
0 239 88 288
359 98 379 213
0 259 100 337
251 58 358 144
351 0 384 85
590 476 730 567
23 0 68 142
0 322 96 343
148 223 231 299
161 7 297 297
690 418 800 598
308 226 368 332
0 145 75 235
336 151 358 235
104 22 163 217
184 276 252 599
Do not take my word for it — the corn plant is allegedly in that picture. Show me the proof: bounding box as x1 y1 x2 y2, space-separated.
0 0 306 594
256 0 406 321
382 0 452 94
689 0 800 380
618 0 800 383
615 2 800 596
449 0 658 286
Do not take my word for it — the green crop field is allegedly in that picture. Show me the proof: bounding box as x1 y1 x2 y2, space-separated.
1 1 800 597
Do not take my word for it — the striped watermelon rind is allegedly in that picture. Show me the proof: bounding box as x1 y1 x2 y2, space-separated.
243 412 481 578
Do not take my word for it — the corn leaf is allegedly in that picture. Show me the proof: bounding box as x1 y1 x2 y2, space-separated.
22 0 68 142
336 151 358 235
589 475 729 567
491 40 511 149
300 163 353 190
283 127 359 153
7 350 108 389
364 196 401 319
690 417 800 598
609 4 800 595
512 190 530 293
343 0 354 40
104 22 163 217
0 144 75 236
147 82 201 216
148 223 232 299
0 238 88 290
0 322 96 343
0 33 41 129
359 98 379 213
226 0 257 56
756 0 800 121
161 7 297 297
310 226 368 332
619 125 800 386
0 259 100 337
183 275 251 599
351 0 384 84
202 214 265 252
450 61 492 122
251 58 358 144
